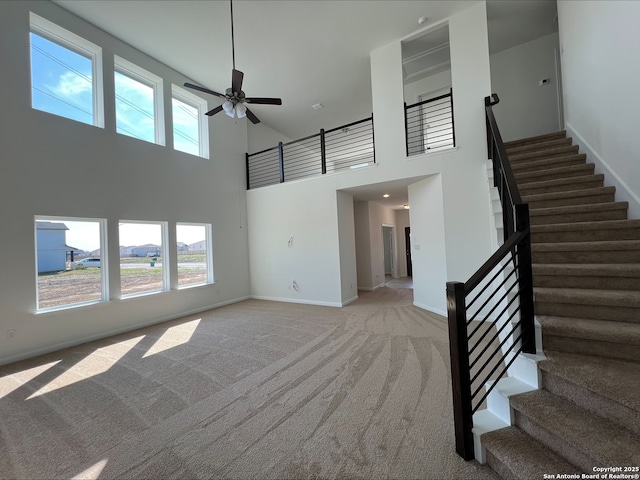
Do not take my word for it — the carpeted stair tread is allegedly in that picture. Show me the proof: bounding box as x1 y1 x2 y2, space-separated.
510 153 586 173
518 174 605 195
538 315 640 347
510 389 640 470
504 130 567 149
482 426 582 480
506 137 573 156
523 186 616 208
539 352 640 436
531 219 640 243
509 145 580 163
534 287 640 308
529 201 628 225
515 164 595 185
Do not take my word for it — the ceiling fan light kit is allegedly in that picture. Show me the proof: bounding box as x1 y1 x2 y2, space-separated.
183 0 281 124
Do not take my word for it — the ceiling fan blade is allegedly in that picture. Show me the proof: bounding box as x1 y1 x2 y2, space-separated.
245 107 260 124
183 82 225 98
232 69 244 94
205 105 224 116
246 97 282 105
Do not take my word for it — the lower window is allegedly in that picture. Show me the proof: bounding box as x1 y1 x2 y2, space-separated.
35 217 106 310
177 223 213 287
119 221 167 297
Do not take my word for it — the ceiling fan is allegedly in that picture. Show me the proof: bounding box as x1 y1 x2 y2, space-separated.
183 0 282 124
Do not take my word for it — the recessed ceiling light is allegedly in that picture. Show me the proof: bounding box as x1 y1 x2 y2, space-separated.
312 103 324 110
383 194 390 198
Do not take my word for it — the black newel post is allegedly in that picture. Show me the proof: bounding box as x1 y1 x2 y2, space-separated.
515 203 536 354
320 129 326 174
278 142 284 184
447 281 474 460
245 153 250 190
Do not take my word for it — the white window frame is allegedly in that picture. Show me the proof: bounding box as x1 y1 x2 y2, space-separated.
35 215 108 313
171 84 210 159
176 222 214 288
118 220 169 298
29 12 104 128
114 55 165 145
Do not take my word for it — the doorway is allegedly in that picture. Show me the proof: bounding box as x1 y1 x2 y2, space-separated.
405 227 412 277
382 225 395 282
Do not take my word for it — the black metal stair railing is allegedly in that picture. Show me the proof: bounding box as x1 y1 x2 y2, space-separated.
246 116 374 190
446 94 536 460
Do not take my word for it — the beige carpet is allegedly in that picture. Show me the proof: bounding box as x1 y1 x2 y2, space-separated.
0 286 497 480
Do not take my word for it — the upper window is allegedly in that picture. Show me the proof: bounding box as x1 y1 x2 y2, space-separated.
172 84 209 158
29 13 103 127
114 56 164 145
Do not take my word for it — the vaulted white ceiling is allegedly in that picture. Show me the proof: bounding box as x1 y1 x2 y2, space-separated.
53 0 557 207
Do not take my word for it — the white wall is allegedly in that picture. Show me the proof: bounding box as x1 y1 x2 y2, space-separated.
336 190 358 304
354 202 373 290
247 2 494 314
558 0 640 218
0 1 250 365
404 69 453 105
490 33 561 142
247 123 292 154
246 179 343 306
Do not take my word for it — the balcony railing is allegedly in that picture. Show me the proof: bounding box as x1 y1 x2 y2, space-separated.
246 116 374 190
405 88 456 156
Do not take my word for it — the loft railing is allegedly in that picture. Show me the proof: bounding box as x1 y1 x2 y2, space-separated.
246 116 374 190
446 94 536 460
405 88 456 156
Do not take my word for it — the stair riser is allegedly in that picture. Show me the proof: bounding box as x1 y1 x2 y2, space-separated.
520 178 604 196
513 410 595 472
542 371 640 437
534 275 640 291
542 334 640 363
510 147 580 163
485 452 515 480
533 250 640 264
526 192 615 209
512 157 585 174
516 167 595 185
535 302 640 323
531 228 640 243
530 209 627 225
507 138 573 156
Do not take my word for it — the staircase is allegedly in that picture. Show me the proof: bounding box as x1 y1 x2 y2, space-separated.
481 131 640 478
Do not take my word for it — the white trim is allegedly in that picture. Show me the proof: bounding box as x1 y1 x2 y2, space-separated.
34 215 108 312
30 12 104 128
250 295 343 308
114 55 165 146
413 301 447 317
341 294 359 306
565 123 640 219
171 83 210 159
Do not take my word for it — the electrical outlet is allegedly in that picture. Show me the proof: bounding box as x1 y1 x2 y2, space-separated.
7 329 16 339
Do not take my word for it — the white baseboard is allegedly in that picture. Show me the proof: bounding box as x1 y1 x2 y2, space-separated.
341 295 359 306
566 123 640 219
250 295 342 308
413 301 447 317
